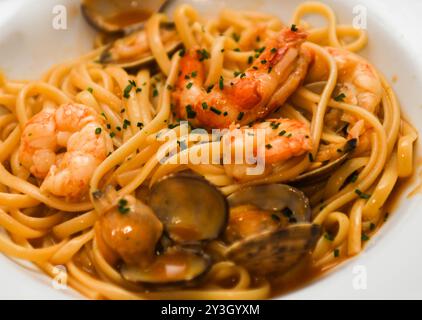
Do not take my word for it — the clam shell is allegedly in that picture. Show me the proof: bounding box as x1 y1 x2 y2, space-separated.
121 247 211 285
149 174 229 244
225 223 321 276
227 184 312 222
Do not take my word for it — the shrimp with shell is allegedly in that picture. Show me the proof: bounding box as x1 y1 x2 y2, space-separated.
223 118 312 181
19 103 113 199
307 46 383 113
172 27 312 129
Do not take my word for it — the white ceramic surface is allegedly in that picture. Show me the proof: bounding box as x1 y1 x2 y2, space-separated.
0 0 421 299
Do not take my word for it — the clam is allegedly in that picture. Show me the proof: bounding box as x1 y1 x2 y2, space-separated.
82 0 182 70
95 27 182 70
290 138 357 186
227 184 312 222
225 223 320 276
149 174 229 244
225 184 320 276
81 0 171 34
121 246 211 284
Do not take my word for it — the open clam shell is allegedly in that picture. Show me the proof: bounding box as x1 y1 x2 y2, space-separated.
290 139 357 186
149 174 229 244
95 28 182 70
121 247 211 284
225 223 321 276
290 152 349 186
227 184 312 222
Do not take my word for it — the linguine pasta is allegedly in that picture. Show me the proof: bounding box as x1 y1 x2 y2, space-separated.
0 2 418 299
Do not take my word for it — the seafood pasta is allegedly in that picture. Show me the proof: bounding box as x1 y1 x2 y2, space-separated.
0 2 418 299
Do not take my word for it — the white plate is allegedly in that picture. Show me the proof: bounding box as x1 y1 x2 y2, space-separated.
0 0 421 299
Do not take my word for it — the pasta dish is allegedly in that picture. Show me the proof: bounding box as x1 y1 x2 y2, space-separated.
0 1 418 299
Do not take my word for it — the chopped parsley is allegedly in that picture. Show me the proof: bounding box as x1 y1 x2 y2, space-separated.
278 130 286 136
219 76 224 90
110 132 116 138
95 127 101 135
202 102 208 110
248 56 253 64
122 119 131 129
210 106 222 115
261 59 267 64
361 233 370 241
334 93 347 102
117 198 130 214
196 48 210 61
232 32 240 42
137 122 144 129
179 48 186 57
123 82 134 98
237 112 244 121
152 88 159 97
271 47 277 53
255 46 266 54
168 123 179 129
265 144 272 149
185 105 197 119
191 71 198 78
223 111 228 116
291 24 298 32
186 82 193 89
136 87 142 93
308 153 314 162
355 189 371 199
349 171 359 183
270 121 280 130
87 87 93 93
334 248 340 257
206 84 214 93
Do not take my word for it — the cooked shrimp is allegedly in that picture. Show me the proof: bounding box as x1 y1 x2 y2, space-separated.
223 118 312 181
308 47 382 112
19 103 113 199
173 27 312 129
253 118 312 164
225 205 282 243
99 195 163 267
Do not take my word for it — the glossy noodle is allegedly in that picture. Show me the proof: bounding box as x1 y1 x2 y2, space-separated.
0 2 418 299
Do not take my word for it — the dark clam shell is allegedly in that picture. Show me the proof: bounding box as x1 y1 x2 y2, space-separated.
225 223 321 276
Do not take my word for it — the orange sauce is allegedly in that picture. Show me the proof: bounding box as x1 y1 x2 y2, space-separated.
268 159 421 298
104 9 153 29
